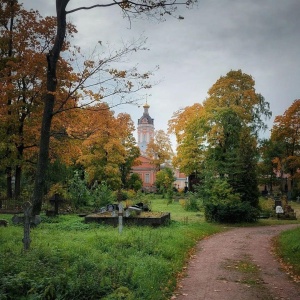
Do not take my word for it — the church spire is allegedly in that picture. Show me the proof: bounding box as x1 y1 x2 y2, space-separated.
137 100 154 154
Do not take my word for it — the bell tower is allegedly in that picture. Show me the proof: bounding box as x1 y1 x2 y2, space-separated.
137 102 154 155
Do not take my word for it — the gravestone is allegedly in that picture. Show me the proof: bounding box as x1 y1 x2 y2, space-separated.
11 201 41 251
12 211 41 226
276 205 284 214
106 204 118 212
47 193 63 216
274 199 282 208
0 219 8 227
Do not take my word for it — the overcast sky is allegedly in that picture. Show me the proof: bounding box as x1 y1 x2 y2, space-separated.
23 0 300 146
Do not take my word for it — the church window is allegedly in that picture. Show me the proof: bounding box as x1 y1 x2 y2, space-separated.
145 174 150 183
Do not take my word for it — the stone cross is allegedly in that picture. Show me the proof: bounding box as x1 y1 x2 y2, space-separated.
118 202 124 234
12 202 41 251
22 201 32 250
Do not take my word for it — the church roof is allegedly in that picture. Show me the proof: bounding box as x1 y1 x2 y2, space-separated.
143 102 150 109
138 102 154 125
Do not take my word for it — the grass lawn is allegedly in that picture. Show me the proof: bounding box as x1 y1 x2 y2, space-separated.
273 201 300 281
0 196 299 299
0 196 222 300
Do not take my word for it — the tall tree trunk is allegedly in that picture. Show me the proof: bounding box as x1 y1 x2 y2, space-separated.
5 0 16 199
32 0 69 215
14 164 22 198
6 167 13 199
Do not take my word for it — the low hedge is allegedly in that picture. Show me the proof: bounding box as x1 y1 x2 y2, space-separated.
204 201 259 223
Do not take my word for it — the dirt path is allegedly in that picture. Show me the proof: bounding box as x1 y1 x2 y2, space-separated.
172 225 300 300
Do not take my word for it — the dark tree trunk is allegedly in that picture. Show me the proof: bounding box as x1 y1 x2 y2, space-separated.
32 0 69 215
15 164 22 198
6 167 13 199
5 1 16 200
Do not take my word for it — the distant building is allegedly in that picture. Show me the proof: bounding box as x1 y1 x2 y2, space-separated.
137 102 154 155
132 102 157 192
131 155 157 192
131 102 187 192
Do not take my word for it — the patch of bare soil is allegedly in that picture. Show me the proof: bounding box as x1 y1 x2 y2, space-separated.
172 225 300 300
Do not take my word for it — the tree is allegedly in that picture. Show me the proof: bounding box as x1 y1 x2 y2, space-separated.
234 128 259 207
118 115 141 188
169 70 271 212
204 108 244 179
77 105 122 189
168 103 206 175
127 173 143 191
145 129 173 170
257 139 283 193
204 69 272 137
202 70 271 207
76 106 140 190
32 0 195 215
271 99 300 198
0 1 76 199
155 167 176 195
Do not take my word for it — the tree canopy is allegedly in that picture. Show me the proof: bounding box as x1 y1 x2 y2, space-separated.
146 129 173 170
8 0 196 215
270 99 300 198
169 69 271 208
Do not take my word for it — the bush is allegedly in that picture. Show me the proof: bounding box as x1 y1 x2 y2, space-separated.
92 181 116 209
184 193 202 212
68 170 92 208
127 173 143 192
258 197 274 217
204 201 259 223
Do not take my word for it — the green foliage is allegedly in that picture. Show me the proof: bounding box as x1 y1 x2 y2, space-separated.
209 178 240 204
258 139 283 191
68 170 92 208
46 159 73 191
0 202 222 300
120 134 141 189
184 193 202 212
104 286 134 300
199 177 259 223
197 176 240 205
233 129 260 208
155 168 176 195
92 181 116 209
204 201 259 223
276 227 300 276
171 70 270 222
127 173 142 192
258 197 274 216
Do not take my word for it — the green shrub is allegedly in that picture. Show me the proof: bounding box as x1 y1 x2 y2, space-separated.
184 193 202 212
68 170 92 208
258 197 274 216
127 173 142 192
204 201 259 223
104 286 134 300
92 181 116 209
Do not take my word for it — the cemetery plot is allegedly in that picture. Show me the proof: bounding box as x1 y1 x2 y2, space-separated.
85 202 170 226
273 195 297 220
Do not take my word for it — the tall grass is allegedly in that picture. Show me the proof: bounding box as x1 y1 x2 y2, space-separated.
0 197 221 300
275 226 300 277
1 197 299 299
